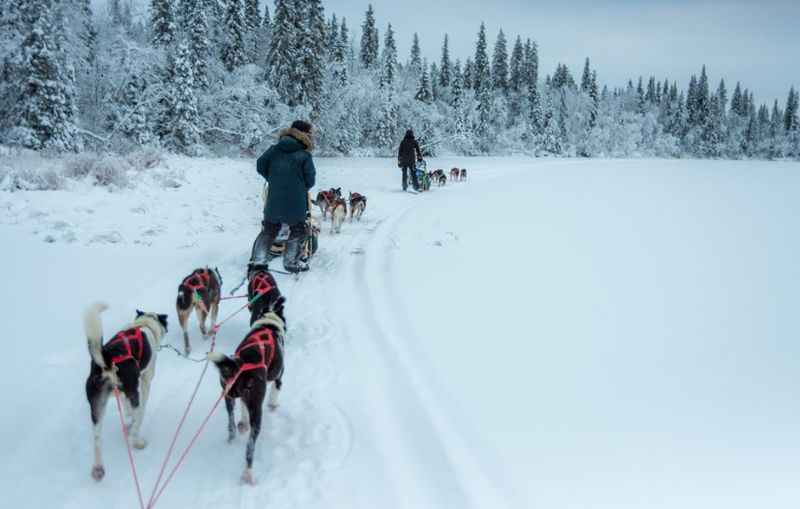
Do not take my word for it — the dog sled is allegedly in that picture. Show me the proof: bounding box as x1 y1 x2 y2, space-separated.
415 160 431 192
266 215 320 263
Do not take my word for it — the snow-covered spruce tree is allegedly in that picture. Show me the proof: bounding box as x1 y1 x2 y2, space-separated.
473 23 492 148
380 22 398 88
301 0 327 115
243 0 262 63
375 88 398 152
430 62 440 101
186 0 210 89
580 58 592 94
409 32 422 75
360 4 379 69
267 0 301 105
327 14 339 54
783 87 798 132
491 29 508 93
717 79 727 117
701 94 724 157
588 70 599 128
439 34 451 88
696 65 710 126
256 2 272 66
164 41 199 152
16 0 81 152
150 0 176 47
506 35 524 124
222 0 246 72
415 58 432 103
331 17 348 86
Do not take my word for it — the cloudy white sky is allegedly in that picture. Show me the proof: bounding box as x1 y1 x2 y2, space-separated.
325 0 798 106
115 0 798 106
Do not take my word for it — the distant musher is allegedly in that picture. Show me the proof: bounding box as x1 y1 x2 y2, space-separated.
397 129 423 192
249 120 316 273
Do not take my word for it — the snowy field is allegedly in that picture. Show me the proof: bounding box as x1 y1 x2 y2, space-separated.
1 155 799 509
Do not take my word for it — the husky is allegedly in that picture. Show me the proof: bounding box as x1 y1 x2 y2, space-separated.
450 168 460 181
176 267 221 355
330 197 347 233
208 296 286 485
83 303 168 481
313 187 342 220
460 168 467 181
246 267 282 326
349 192 367 222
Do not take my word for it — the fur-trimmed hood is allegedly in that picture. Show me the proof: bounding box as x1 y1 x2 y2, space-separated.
278 127 314 152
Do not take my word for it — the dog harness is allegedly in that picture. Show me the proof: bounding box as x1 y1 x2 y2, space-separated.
235 326 277 373
182 269 211 292
108 328 146 368
249 271 276 302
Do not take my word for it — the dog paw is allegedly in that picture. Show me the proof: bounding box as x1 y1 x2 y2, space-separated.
240 469 256 486
132 437 147 450
91 465 105 481
237 421 250 434
227 433 236 444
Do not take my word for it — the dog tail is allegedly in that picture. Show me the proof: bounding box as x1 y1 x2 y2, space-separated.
176 284 193 311
83 301 109 368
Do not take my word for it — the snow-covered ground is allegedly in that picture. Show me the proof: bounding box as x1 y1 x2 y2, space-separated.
1 155 799 509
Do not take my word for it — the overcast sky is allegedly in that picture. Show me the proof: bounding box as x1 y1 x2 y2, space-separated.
324 0 799 106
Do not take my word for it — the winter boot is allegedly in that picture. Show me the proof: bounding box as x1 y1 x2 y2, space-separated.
284 238 310 273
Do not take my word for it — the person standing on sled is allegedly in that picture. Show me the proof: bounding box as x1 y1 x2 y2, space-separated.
249 120 316 273
398 129 423 191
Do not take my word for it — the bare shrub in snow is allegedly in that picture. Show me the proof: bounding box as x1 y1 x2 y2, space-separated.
64 154 131 189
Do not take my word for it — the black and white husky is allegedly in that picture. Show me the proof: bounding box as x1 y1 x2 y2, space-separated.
83 302 168 481
208 296 286 485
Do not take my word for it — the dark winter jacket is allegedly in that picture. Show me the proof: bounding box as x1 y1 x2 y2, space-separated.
397 133 422 167
257 128 316 224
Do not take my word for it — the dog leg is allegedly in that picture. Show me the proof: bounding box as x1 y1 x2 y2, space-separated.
238 404 250 434
225 397 236 443
195 305 208 338
89 387 110 481
241 402 262 485
268 379 281 411
123 381 147 450
210 301 219 332
178 308 191 355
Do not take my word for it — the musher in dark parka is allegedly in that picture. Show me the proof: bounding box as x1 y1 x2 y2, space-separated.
397 129 423 191
249 120 316 273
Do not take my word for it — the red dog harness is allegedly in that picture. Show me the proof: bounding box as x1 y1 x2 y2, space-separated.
235 326 276 373
248 271 276 308
182 269 211 292
108 328 146 368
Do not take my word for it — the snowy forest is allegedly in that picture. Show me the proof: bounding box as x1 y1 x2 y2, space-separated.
1 0 798 159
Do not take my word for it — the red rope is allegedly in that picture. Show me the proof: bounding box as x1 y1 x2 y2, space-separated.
147 371 242 509
219 295 247 301
146 294 260 508
114 387 146 509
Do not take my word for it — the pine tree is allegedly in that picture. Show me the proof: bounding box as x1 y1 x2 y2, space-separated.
636 77 645 114
645 76 657 104
588 70 599 127
509 36 524 93
491 29 508 93
717 79 727 117
150 0 176 47
524 39 538 91
473 23 492 146
784 87 798 132
686 74 698 125
430 62 439 100
439 34 451 88
697 65 710 126
244 0 262 63
267 0 301 105
332 17 348 85
327 14 339 54
730 82 743 116
580 57 591 93
165 41 199 152
301 0 327 114
473 23 490 93
186 0 210 88
17 0 80 151
415 58 432 103
380 22 397 87
360 4 379 69
221 0 246 72
463 58 474 89
409 32 421 74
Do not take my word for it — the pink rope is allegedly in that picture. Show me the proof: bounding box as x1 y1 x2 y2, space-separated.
113 387 146 509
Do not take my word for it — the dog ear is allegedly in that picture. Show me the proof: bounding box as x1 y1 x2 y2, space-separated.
157 313 169 332
136 309 144 318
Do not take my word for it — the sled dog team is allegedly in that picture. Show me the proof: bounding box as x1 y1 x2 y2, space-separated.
313 187 368 233
81 170 469 487
85 264 286 486
426 167 468 190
